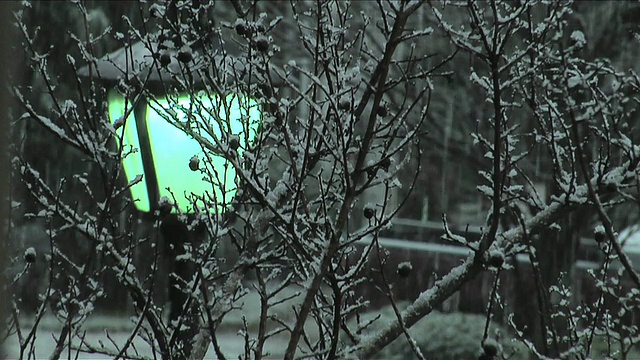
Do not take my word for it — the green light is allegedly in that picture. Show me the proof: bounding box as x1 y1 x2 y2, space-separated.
109 91 261 213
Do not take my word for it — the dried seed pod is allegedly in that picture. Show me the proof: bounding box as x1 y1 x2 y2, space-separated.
189 156 199 171
397 262 412 277
489 253 504 268
482 338 499 357
177 51 193 63
376 104 388 117
235 22 248 36
255 37 269 52
363 206 375 219
158 197 173 217
24 247 36 263
594 225 606 243
159 53 171 67
228 135 240 150
380 157 391 171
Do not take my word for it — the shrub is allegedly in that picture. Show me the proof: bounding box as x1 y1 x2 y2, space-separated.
350 303 529 360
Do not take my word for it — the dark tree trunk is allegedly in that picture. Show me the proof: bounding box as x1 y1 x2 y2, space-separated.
161 213 203 357
534 206 586 357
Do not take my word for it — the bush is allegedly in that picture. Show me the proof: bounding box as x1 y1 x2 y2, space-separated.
588 335 640 359
350 303 529 360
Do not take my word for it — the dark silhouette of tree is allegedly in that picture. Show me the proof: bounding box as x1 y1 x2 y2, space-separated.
5 1 640 359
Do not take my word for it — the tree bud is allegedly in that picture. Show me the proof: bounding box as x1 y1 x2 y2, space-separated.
177 51 193 63
24 247 36 263
255 37 269 52
363 206 375 219
159 53 171 67
397 262 412 277
189 156 199 171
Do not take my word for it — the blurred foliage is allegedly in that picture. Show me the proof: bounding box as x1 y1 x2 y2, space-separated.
398 1 640 226
589 335 640 359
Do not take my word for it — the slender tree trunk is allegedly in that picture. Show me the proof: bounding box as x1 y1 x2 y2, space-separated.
0 1 17 347
161 214 203 357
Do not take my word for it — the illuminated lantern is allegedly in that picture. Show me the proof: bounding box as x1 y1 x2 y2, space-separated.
79 41 260 213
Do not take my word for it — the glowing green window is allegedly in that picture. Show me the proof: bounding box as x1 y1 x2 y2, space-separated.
108 91 260 213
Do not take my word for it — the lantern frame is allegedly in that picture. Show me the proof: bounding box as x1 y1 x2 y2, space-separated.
79 40 260 213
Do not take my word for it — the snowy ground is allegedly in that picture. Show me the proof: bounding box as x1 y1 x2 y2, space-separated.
2 287 313 359
2 323 290 359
